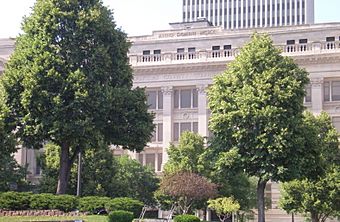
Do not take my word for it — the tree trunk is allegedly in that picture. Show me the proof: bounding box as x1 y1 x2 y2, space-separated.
257 179 268 222
56 143 72 194
311 211 319 222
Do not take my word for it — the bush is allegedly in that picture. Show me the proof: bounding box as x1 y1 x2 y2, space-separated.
174 214 201 222
0 192 32 210
78 196 111 214
29 193 55 210
108 210 134 222
49 194 78 212
106 197 143 217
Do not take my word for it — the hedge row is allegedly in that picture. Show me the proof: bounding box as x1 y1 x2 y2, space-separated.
0 192 143 215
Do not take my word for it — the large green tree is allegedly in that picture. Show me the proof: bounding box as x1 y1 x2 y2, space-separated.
280 112 340 222
208 33 309 222
39 143 159 205
0 0 154 194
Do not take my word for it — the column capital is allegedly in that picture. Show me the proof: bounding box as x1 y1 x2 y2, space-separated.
196 84 209 95
161 86 173 95
310 78 324 87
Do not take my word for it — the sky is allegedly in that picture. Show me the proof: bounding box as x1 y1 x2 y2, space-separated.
0 0 339 38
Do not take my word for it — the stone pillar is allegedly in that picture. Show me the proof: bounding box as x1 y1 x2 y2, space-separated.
161 86 173 169
206 209 212 221
197 85 209 138
310 78 323 114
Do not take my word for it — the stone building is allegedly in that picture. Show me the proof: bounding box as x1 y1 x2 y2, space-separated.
1 20 340 221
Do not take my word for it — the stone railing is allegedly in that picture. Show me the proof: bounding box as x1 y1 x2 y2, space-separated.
129 41 340 66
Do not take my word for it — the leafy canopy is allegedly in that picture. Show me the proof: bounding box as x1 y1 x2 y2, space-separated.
208 33 309 182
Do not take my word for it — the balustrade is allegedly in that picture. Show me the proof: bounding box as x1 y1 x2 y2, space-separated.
131 41 340 66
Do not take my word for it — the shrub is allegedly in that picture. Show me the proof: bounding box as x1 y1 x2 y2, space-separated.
106 197 143 217
78 196 111 214
174 214 201 222
29 193 55 210
108 210 134 222
49 194 78 212
0 192 32 210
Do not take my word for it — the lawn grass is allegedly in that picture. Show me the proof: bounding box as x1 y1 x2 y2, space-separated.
0 215 107 222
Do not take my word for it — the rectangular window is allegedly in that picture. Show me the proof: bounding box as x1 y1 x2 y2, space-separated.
332 81 340 101
287 40 295 45
326 37 335 42
173 122 199 141
174 89 198 109
305 84 311 103
299 39 308 44
147 90 163 110
151 123 163 143
157 153 163 172
324 81 330 102
145 154 155 170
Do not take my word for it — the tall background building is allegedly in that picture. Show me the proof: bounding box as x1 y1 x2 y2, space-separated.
182 0 315 29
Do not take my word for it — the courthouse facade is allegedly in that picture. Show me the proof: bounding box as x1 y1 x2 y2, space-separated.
1 19 340 222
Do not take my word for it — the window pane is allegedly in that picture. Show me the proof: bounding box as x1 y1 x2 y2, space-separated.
147 91 157 109
180 89 192 108
158 123 163 142
158 91 163 109
305 84 311 102
193 122 198 133
151 128 156 142
145 154 155 170
174 90 179 108
324 82 330 102
180 123 192 137
174 123 179 141
157 153 163 172
332 81 340 101
193 89 198 108
138 153 143 164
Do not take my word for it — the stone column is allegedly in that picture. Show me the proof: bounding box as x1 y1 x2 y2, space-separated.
197 85 209 138
206 209 212 221
161 86 173 169
310 78 323 114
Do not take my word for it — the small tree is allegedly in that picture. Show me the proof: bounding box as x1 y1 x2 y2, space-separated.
208 197 240 222
160 171 218 214
280 112 340 222
164 131 205 174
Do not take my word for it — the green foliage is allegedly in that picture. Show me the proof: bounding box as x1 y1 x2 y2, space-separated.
280 166 340 222
39 144 159 204
48 194 78 212
111 156 159 205
0 93 26 192
107 210 134 222
105 197 143 218
208 197 240 222
78 196 111 213
0 192 32 210
29 193 55 210
279 112 340 222
173 214 201 222
1 0 154 194
164 131 205 174
208 33 309 221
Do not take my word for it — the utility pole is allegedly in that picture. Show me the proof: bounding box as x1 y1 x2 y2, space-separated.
76 151 82 197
